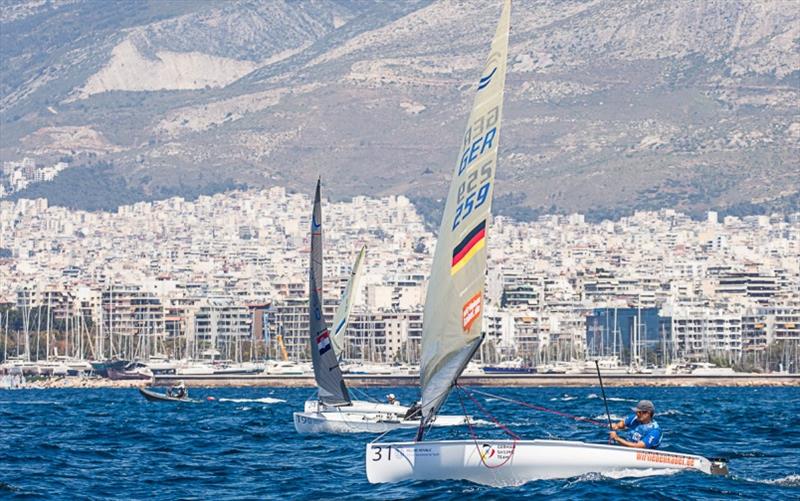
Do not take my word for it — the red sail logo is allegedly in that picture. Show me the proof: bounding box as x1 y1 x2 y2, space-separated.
462 292 482 332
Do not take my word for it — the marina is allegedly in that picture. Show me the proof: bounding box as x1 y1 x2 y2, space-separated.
153 372 800 388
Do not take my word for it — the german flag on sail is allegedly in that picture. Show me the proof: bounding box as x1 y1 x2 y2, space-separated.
451 219 486 275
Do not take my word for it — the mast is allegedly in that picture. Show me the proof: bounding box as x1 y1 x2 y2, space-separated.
417 0 511 440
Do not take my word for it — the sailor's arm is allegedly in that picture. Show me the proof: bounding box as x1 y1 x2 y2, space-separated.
609 432 647 448
611 419 626 430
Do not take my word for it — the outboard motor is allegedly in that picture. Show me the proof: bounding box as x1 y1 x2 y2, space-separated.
709 458 729 476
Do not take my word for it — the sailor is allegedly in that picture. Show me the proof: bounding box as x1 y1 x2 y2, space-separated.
609 399 662 449
174 381 187 399
403 402 422 420
386 393 400 406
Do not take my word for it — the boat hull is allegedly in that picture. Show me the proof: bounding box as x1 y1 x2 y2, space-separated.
108 368 151 381
138 387 194 403
294 399 469 434
366 439 723 485
483 367 534 374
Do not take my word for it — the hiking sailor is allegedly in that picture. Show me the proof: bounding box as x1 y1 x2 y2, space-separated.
609 399 662 449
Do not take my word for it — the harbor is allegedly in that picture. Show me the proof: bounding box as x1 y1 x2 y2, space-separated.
6 372 797 390
151 373 800 388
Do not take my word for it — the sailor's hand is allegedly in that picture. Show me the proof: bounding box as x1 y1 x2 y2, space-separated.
609 431 619 441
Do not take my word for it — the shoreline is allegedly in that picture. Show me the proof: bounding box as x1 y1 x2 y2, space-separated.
6 373 799 389
155 373 800 388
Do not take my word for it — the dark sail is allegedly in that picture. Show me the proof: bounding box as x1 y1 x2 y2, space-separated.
309 179 351 406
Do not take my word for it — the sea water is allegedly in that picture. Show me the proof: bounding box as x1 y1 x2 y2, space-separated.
1 386 797 500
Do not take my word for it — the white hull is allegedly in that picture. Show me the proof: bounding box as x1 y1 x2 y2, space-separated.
294 399 469 434
366 439 724 485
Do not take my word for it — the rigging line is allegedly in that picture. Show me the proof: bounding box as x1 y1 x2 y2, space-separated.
415 383 466 441
457 388 516 469
456 384 520 440
462 386 607 427
371 428 393 444
351 385 381 404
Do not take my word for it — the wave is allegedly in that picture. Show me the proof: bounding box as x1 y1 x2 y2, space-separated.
550 395 578 402
471 467 681 488
593 414 624 421
743 474 800 487
0 400 59 405
600 467 681 480
217 397 286 404
724 450 782 459
464 418 494 427
586 394 636 403
658 409 686 417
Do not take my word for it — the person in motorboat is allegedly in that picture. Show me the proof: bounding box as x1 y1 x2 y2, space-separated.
172 381 187 399
386 393 400 406
609 399 662 449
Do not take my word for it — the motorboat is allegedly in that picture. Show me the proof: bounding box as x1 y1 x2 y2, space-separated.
139 387 195 403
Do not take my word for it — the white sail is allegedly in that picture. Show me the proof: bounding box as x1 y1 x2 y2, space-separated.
418 0 510 436
331 245 366 356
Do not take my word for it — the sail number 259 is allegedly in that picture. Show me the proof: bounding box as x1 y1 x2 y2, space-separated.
371 445 392 461
452 160 492 231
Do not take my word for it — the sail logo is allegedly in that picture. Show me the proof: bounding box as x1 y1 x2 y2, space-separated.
451 219 486 275
477 51 501 91
316 329 332 355
480 443 496 459
462 292 482 332
477 67 496 91
334 317 346 335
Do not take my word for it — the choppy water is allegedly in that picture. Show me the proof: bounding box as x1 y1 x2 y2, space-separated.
1 386 798 500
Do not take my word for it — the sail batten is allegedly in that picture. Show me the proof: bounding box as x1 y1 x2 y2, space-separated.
309 179 351 407
418 0 510 434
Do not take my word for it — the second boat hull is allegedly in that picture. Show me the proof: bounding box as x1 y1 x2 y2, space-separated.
294 399 469 434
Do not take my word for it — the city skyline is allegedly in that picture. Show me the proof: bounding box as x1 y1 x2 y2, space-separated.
2 185 798 372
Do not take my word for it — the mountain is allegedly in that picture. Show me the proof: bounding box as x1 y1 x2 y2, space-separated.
2 0 798 220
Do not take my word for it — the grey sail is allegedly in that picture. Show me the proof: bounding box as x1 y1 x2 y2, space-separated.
309 179 351 406
331 245 366 356
418 0 510 437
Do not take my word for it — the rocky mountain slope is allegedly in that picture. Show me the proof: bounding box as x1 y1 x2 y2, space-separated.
2 0 798 220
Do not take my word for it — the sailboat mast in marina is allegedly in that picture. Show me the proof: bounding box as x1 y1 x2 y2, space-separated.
366 0 726 484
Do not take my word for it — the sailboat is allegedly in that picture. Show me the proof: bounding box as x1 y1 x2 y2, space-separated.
293 180 468 434
366 0 727 483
